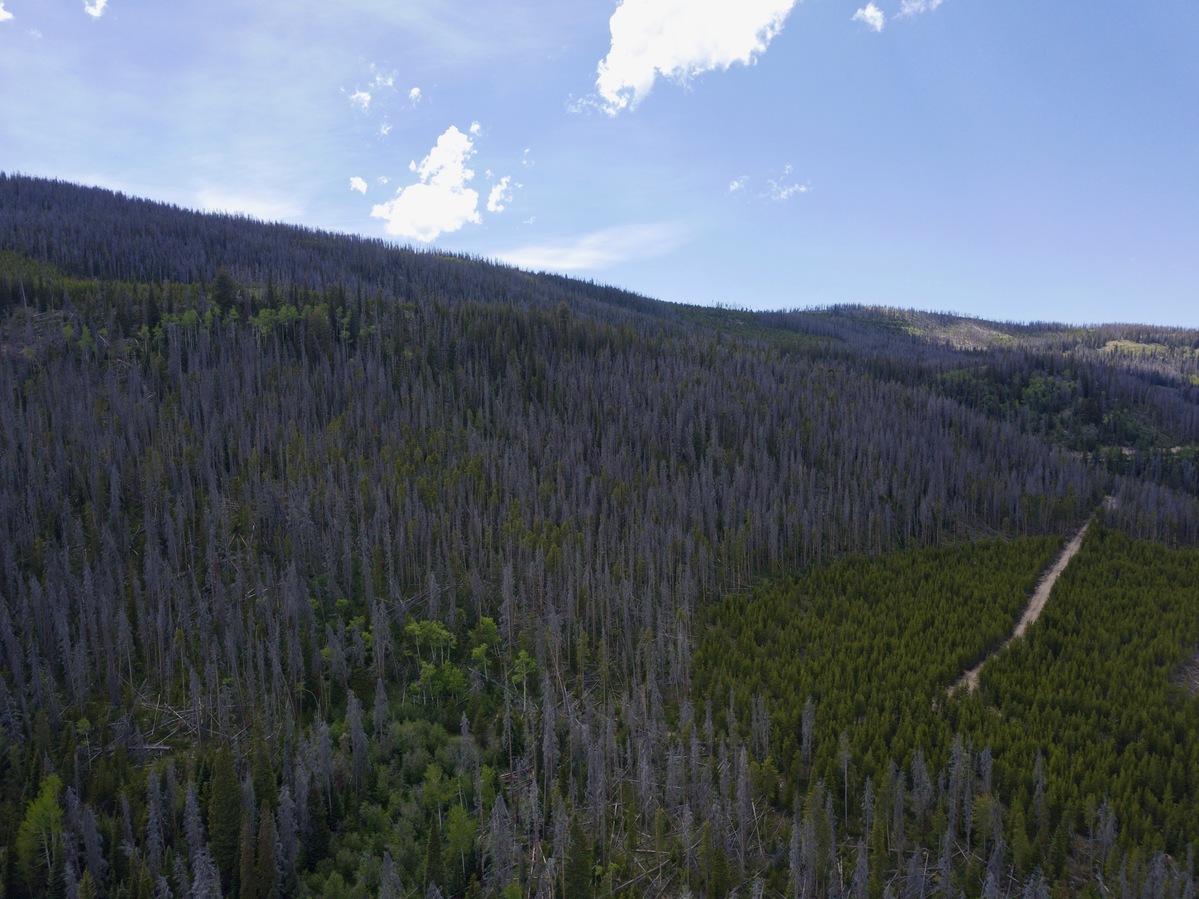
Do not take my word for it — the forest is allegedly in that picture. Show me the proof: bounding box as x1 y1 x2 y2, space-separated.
0 172 1198 898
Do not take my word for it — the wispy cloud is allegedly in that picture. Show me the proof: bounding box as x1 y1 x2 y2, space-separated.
497 223 689 271
349 177 368 195
345 65 401 116
728 167 809 201
769 181 809 201
83 0 108 18
853 3 885 32
408 87 422 105
487 176 513 213
370 125 482 242
370 65 396 89
596 0 799 114
766 164 809 201
0 3 13 23
897 0 944 17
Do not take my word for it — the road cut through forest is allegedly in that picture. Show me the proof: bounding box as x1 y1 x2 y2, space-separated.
951 505 1106 693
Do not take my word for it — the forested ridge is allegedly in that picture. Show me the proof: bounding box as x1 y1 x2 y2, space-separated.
0 173 1197 898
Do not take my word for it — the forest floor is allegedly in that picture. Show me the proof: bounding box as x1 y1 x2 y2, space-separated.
952 510 1102 693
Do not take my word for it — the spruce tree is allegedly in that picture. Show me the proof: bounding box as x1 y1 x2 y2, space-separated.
424 818 444 892
238 806 257 899
255 800 278 899
563 816 593 899
207 745 242 893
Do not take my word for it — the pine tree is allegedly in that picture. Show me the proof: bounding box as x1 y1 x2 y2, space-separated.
192 848 224 899
145 770 165 876
251 733 276 810
184 781 207 866
238 806 257 899
424 818 444 893
1010 796 1032 878
850 840 869 899
869 802 889 899
701 821 730 899
346 690 368 793
255 800 278 899
380 850 402 899
212 267 237 314
563 817 593 899
274 786 298 892
208 745 242 893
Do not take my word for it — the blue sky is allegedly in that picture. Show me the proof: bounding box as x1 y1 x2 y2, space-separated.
1 1 1196 326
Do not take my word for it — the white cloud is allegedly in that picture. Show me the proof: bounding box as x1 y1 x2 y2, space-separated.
728 176 748 195
487 176 513 213
408 87 422 105
497 223 688 271
469 121 481 136
370 125 482 242
769 181 809 201
0 3 13 23
83 0 108 17
370 65 396 89
853 3 885 32
596 0 799 114
379 122 393 137
897 0 944 16
349 177 368 195
345 67 396 117
767 165 809 201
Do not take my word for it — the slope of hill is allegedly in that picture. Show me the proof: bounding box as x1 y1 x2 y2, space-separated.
0 173 1197 898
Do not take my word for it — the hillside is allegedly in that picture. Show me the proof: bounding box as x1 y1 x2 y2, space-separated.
1 173 1198 898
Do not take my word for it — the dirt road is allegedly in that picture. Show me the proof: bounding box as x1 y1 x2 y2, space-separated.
951 514 1096 694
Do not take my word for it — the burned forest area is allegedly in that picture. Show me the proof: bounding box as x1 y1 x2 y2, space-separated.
2 174 1199 899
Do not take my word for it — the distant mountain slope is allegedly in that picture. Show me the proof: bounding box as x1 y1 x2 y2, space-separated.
0 172 672 328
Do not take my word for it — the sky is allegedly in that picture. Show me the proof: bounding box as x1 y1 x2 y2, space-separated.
1 1 1197 327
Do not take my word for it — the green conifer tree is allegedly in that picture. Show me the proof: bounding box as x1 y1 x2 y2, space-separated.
255 800 278 899
238 806 257 899
207 745 242 893
564 816 593 899
424 818 444 891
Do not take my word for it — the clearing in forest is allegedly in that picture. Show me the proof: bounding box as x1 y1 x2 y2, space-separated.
951 509 1101 694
